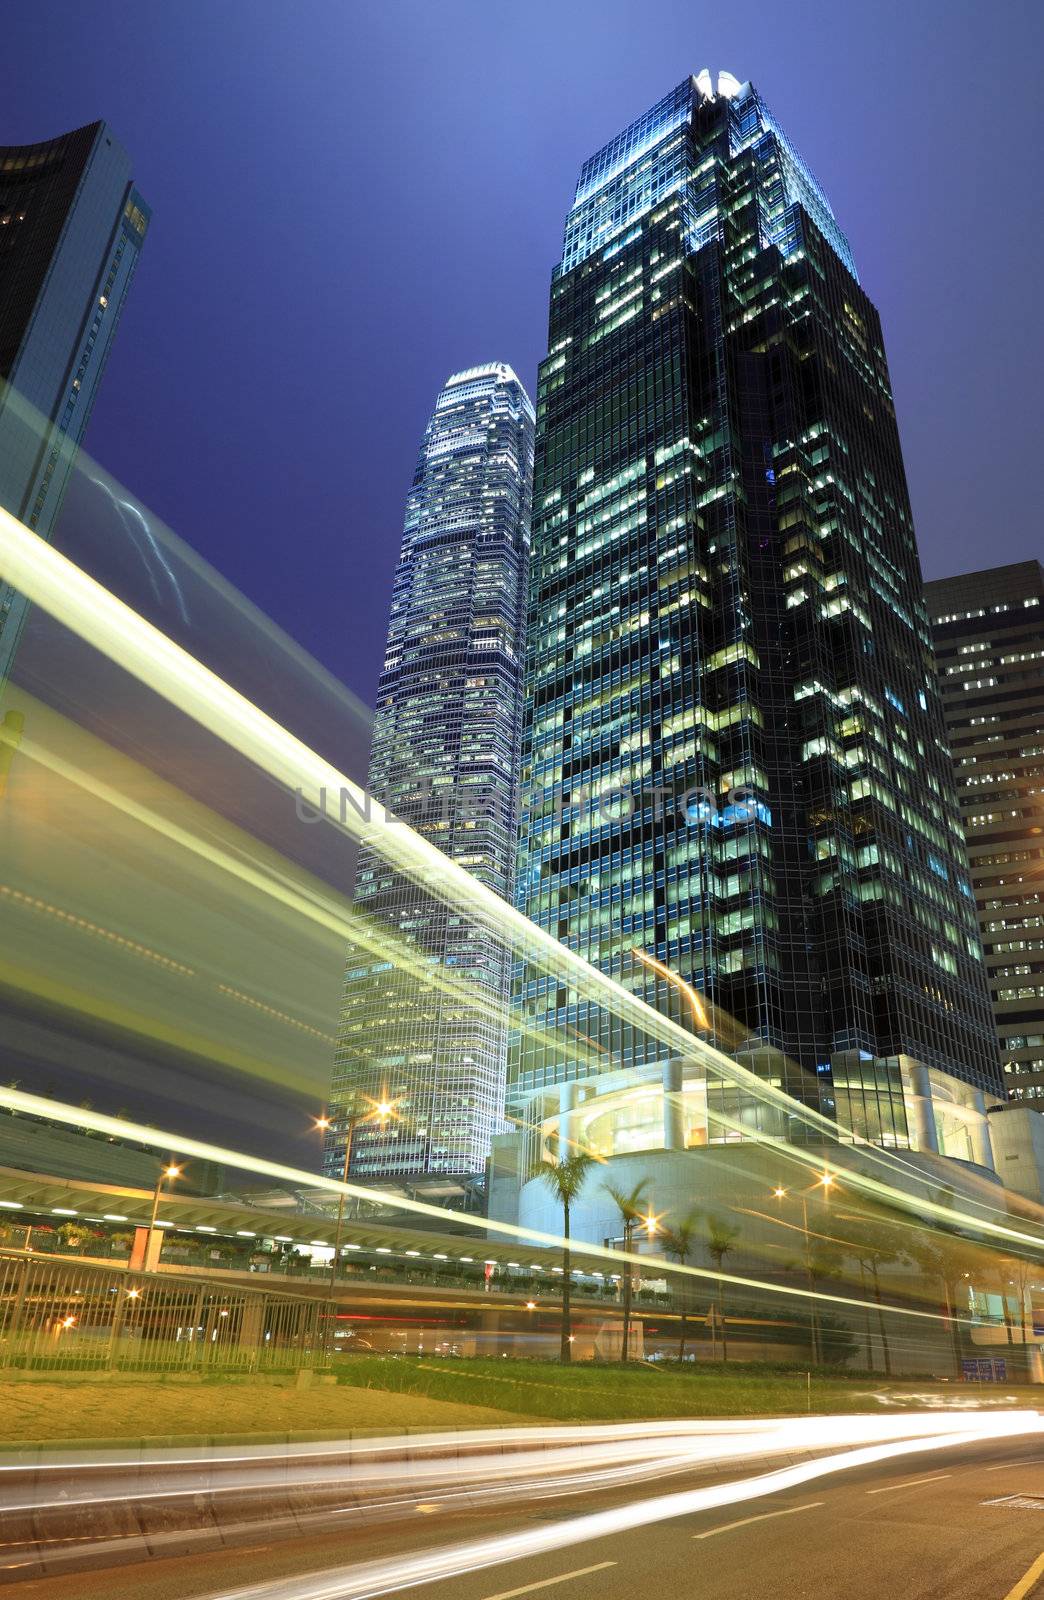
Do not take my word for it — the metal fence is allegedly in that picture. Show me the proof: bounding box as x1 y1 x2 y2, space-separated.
0 1251 326 1372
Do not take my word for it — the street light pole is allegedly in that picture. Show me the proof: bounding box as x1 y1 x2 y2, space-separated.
315 1100 395 1358
145 1163 181 1272
774 1177 834 1367
801 1193 820 1366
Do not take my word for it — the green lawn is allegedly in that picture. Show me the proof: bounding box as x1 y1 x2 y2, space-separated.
2 1358 1036 1448
332 1355 1042 1422
0 1376 528 1448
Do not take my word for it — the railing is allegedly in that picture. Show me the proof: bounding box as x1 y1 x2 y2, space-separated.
0 1250 325 1373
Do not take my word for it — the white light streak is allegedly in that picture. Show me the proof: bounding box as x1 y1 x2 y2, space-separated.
204 1414 1043 1600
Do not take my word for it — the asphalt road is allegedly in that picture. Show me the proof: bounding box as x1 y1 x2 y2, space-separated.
12 1433 1044 1600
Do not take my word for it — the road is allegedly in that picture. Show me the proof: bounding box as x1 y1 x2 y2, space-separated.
9 1426 1044 1600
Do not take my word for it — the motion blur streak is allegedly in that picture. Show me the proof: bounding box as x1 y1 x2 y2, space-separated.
1 505 1042 1255
3 1414 987 1514
208 1414 1044 1600
0 1083 972 1333
4 688 607 1081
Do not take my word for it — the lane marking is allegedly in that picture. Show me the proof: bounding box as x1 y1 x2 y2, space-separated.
1002 1550 1044 1600
479 1561 617 1600
866 1473 951 1496
694 1502 824 1539
987 1461 1043 1472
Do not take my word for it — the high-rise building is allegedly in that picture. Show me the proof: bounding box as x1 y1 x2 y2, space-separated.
329 364 533 1181
511 73 1001 1158
0 121 149 681
925 562 1044 1101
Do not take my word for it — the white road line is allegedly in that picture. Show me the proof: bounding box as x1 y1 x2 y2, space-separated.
987 1460 1041 1472
866 1473 951 1495
479 1563 617 1600
693 1502 824 1539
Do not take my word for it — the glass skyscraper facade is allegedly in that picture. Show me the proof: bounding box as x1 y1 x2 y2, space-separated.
329 364 533 1180
512 73 1001 1148
925 562 1044 1102
0 121 149 682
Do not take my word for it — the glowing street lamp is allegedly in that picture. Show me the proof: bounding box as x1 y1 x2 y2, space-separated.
145 1161 182 1270
772 1176 838 1366
318 1097 399 1347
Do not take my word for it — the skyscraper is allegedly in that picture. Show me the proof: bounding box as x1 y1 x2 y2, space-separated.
329 364 533 1181
512 73 1001 1154
925 562 1044 1102
0 121 149 681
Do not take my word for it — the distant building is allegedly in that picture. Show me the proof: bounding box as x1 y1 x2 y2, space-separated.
0 121 149 681
925 561 1044 1100
510 72 1001 1165
329 365 533 1180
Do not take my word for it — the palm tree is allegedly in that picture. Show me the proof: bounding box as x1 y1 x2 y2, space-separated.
705 1214 739 1362
603 1178 651 1362
841 1216 908 1375
808 1239 846 1366
661 1207 701 1363
534 1151 597 1363
909 1229 975 1378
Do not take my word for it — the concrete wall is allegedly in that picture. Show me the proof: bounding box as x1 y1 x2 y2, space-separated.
987 1106 1044 1204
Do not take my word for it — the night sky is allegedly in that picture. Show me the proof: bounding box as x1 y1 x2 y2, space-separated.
5 0 1042 711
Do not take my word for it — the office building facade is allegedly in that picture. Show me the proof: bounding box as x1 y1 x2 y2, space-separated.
0 120 149 681
926 562 1044 1101
511 73 1001 1159
329 364 533 1180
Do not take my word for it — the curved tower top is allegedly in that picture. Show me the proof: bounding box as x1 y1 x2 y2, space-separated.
562 74 856 281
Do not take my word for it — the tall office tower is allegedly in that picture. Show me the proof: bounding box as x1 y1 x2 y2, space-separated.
512 73 1001 1155
925 562 1044 1101
329 365 534 1182
0 122 149 681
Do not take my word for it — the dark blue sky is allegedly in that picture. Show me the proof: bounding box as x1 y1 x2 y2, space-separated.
7 1 1042 708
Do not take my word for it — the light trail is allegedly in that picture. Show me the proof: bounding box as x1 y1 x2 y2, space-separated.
203 1413 1044 1600
4 687 608 1082
5 1415 1039 1584
8 1414 927 1514
2 506 1042 1258
0 1082 988 1334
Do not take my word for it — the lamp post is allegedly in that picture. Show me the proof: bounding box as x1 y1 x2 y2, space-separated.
773 1175 835 1366
619 1210 660 1364
144 1162 182 1271
314 1099 395 1357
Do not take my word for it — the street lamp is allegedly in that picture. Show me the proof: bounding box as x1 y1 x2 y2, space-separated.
772 1178 838 1367
145 1162 182 1270
317 1098 397 1352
